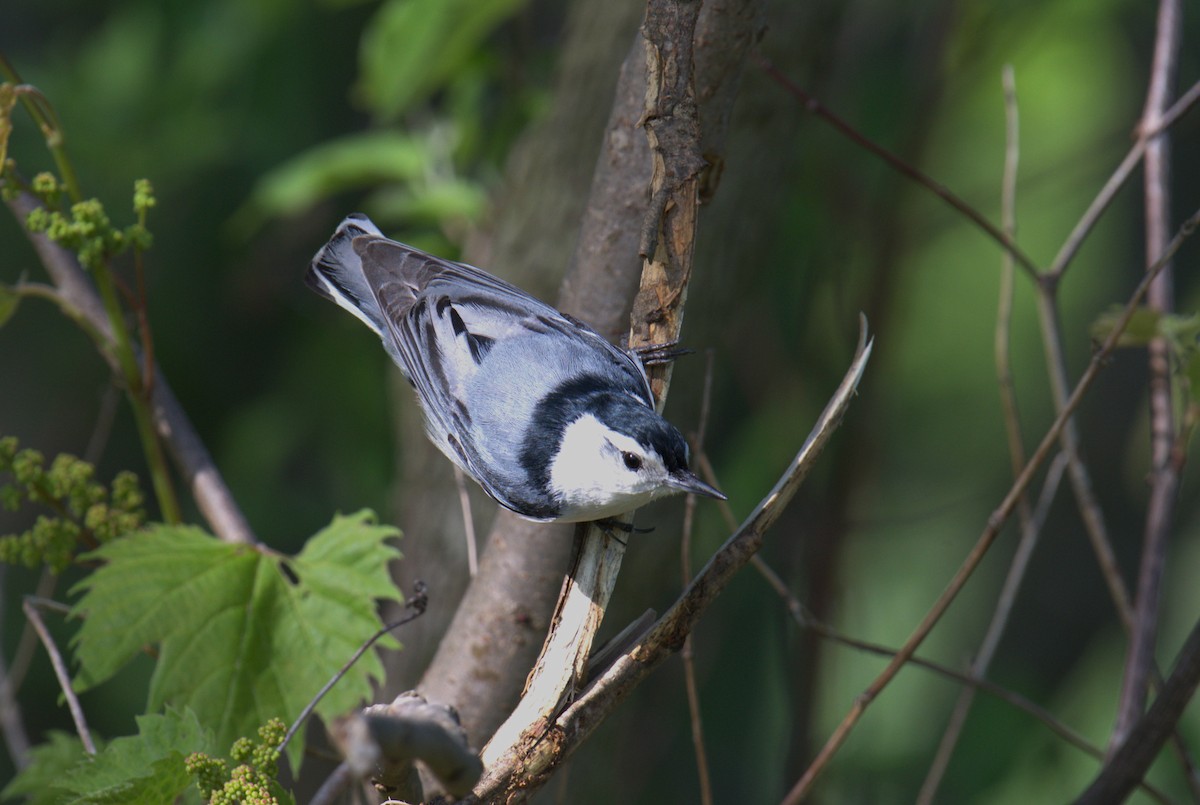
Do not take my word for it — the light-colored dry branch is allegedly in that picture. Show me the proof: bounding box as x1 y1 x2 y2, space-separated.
1113 0 1183 754
22 597 95 755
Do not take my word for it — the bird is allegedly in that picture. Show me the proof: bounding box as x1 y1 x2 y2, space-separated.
306 213 725 523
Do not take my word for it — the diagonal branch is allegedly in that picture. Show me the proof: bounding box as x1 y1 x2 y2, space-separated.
474 319 874 801
6 190 257 545
784 204 1200 802
1112 0 1183 751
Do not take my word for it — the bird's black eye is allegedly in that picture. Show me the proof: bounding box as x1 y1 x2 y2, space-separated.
621 451 643 471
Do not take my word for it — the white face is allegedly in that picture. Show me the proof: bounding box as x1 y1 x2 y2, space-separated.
548 413 676 522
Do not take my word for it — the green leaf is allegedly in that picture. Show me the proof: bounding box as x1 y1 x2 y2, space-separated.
358 0 528 121
368 177 487 225
1089 305 1161 347
1184 350 1200 397
70 512 402 761
0 283 18 329
1 731 94 804
1159 312 1200 352
56 709 214 804
234 131 429 235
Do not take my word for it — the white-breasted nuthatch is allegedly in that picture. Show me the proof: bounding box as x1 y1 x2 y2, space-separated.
307 214 725 522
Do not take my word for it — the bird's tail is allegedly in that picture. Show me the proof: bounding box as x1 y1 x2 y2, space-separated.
306 213 387 335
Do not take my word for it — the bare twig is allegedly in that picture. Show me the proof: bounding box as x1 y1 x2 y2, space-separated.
0 568 32 770
784 206 1200 802
22 597 96 755
742 551 1173 804
452 467 479 578
918 64 1035 803
918 448 1068 802
473 320 873 801
5 571 56 699
753 52 1042 280
693 450 1138 799
1034 289 1133 628
1113 0 1183 753
281 583 429 753
1046 76 1200 283
680 349 717 805
1078 610 1200 803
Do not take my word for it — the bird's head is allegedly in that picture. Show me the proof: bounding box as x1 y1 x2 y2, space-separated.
546 394 725 522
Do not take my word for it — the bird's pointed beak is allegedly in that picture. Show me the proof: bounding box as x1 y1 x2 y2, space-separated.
668 470 727 501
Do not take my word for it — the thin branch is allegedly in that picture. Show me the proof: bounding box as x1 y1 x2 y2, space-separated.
1033 289 1134 629
692 451 1142 800
783 206 1200 803
5 571 56 700
452 467 479 578
919 64 1033 803
22 597 95 755
680 348 717 805
281 583 428 753
1113 0 1183 752
918 448 1068 802
1077 610 1200 803
742 551 1174 805
753 52 1042 281
473 320 874 801
0 568 32 770
1046 76 1200 283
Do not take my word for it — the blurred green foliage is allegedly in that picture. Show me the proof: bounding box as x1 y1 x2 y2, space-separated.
2 0 1200 802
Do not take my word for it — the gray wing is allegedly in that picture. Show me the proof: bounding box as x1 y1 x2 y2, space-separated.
354 237 653 512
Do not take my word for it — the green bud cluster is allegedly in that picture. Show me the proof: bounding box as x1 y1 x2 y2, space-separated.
23 178 155 270
0 436 146 571
186 719 287 805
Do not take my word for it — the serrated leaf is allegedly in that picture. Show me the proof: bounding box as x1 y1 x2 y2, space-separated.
0 283 18 329
70 512 402 760
358 0 527 121
1 731 94 804
1185 350 1200 396
1160 312 1200 352
56 709 213 804
1089 305 1161 347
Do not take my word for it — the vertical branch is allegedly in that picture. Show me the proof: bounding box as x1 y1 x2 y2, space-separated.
479 0 707 776
1079 611 1200 803
919 64 1040 804
1113 0 1183 751
784 216 1195 801
681 351 716 805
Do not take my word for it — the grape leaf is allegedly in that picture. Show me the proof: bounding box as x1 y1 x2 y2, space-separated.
1 730 95 804
70 511 402 758
56 709 213 804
